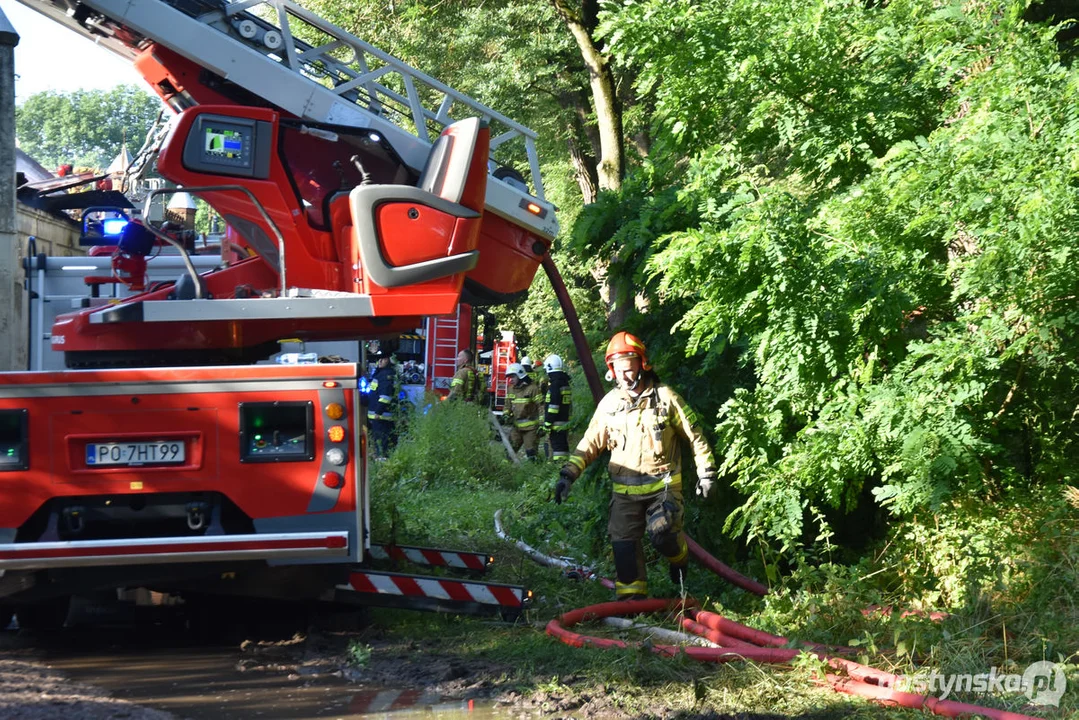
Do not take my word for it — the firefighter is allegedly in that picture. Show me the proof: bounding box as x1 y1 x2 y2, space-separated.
505 362 542 461
554 332 716 598
543 354 572 460
447 349 478 402
367 350 397 459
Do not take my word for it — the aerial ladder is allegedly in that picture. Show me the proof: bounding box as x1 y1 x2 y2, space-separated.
0 0 575 625
20 0 558 368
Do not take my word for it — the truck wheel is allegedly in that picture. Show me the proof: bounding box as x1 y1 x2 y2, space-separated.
16 597 71 631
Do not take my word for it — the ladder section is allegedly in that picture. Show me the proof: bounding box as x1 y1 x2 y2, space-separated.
490 333 516 411
425 311 462 391
24 0 557 239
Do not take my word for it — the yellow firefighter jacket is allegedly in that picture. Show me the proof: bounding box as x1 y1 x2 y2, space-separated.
566 381 716 495
506 377 543 430
447 365 478 402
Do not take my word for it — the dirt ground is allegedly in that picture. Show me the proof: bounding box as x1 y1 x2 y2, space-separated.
0 622 725 720
0 644 177 720
0 627 593 720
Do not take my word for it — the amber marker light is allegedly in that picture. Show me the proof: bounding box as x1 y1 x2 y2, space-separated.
325 402 345 420
323 381 340 388
327 425 346 443
518 198 548 219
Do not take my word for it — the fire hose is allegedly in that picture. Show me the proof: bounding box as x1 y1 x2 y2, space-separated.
493 513 1033 720
545 600 1045 720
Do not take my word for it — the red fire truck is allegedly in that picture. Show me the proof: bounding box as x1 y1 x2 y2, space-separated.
0 0 600 627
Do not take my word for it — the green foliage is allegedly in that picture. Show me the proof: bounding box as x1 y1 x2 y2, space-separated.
368 399 551 547
572 0 1079 551
599 0 945 189
346 640 372 667
379 398 511 489
15 86 161 170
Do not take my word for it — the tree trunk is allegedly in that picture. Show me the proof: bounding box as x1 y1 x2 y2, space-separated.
551 0 629 330
567 138 597 204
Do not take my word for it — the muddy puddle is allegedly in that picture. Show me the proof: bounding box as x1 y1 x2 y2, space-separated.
7 618 519 720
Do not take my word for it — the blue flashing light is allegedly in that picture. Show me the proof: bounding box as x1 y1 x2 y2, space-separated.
423 403 432 415
398 390 406 400
359 377 370 393
102 218 130 237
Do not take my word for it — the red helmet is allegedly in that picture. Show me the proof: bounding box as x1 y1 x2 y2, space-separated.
605 331 651 373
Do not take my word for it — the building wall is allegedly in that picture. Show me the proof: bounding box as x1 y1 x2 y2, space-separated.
0 205 83 370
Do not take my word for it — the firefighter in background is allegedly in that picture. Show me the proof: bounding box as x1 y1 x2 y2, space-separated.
367 350 397 459
543 354 572 460
554 332 716 598
505 362 543 461
447 349 478 402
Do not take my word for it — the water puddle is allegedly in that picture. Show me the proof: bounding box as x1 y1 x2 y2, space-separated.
40 641 518 719
8 618 515 720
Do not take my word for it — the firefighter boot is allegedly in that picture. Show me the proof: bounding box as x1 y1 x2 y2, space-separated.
612 540 648 600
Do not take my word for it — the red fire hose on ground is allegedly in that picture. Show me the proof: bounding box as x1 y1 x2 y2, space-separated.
494 510 1011 718
545 600 1045 720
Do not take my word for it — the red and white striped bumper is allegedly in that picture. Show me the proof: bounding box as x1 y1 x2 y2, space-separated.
367 543 493 572
340 570 529 611
0 532 349 570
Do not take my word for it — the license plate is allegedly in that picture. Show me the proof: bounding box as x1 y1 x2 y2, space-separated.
86 441 186 466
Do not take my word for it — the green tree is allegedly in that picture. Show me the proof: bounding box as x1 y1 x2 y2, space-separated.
595 0 1079 551
15 85 162 171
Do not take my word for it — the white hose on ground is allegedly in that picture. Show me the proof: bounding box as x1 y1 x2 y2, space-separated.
603 616 720 648
489 412 520 464
493 509 609 585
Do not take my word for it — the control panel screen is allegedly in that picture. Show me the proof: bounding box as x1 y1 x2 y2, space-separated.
182 113 272 179
239 401 315 463
200 122 253 170
205 127 244 159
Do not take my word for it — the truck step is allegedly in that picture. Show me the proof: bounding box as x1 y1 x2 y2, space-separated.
368 543 492 573
336 570 529 620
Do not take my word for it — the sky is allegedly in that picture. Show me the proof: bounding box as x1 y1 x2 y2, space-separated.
1 0 145 102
